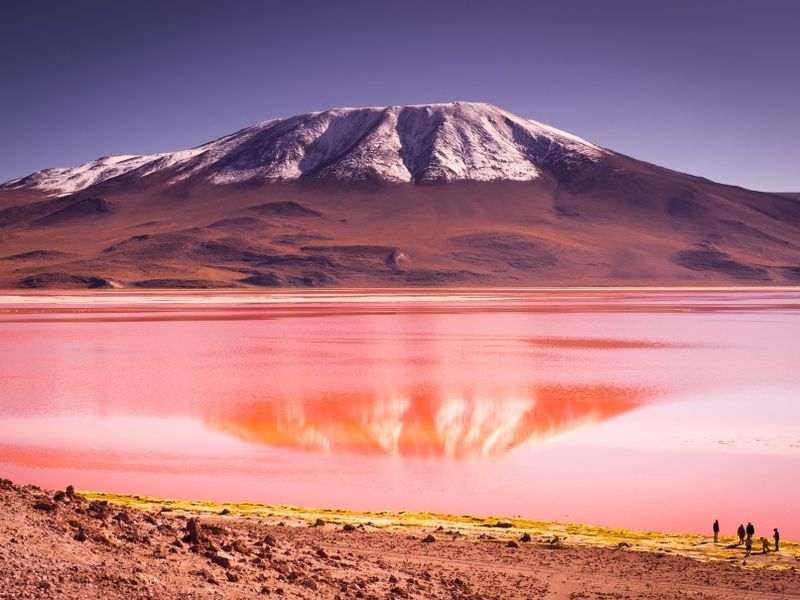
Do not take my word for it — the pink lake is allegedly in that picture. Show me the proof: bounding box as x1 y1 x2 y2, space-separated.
1 288 798 538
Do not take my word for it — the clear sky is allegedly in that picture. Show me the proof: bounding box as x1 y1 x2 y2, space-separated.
1 0 798 191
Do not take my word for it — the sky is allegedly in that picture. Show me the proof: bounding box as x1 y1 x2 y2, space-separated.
1 0 798 191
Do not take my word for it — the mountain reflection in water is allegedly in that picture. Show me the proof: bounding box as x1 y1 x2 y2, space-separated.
209 385 649 458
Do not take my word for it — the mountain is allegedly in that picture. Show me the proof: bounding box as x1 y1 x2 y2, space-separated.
1 101 799 288
2 103 605 192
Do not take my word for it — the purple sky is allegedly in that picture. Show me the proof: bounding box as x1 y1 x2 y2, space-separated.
1 0 798 191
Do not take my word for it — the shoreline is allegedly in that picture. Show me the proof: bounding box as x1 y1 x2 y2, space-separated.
82 490 798 571
3 479 799 599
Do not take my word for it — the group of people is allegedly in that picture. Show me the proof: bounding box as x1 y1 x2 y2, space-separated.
713 520 780 555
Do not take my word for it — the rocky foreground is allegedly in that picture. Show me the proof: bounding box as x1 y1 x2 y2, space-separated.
1 479 798 599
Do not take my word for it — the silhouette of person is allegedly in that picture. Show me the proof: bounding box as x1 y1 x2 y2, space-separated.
713 519 719 543
746 522 755 539
745 535 753 556
761 537 770 553
774 528 780 552
737 523 746 545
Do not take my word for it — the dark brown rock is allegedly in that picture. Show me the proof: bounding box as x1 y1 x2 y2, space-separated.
210 550 235 569
33 499 57 512
186 517 204 545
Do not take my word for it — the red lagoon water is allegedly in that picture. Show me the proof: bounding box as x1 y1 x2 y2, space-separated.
1 288 798 538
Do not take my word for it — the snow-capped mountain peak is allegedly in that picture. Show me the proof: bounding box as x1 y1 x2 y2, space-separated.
2 102 608 195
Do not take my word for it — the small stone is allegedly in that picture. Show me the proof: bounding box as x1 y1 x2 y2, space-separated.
520 533 532 543
92 531 114 546
313 518 326 527
186 517 204 544
34 499 57 512
113 511 132 524
422 534 436 543
210 550 235 569
316 548 328 559
342 523 356 532
388 575 398 583
506 540 519 548
226 571 239 582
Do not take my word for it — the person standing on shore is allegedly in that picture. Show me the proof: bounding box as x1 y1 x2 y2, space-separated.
746 522 755 540
713 519 719 543
774 528 780 552
737 524 746 545
745 535 753 556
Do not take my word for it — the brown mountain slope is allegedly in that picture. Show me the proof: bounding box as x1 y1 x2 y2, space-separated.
1 174 799 288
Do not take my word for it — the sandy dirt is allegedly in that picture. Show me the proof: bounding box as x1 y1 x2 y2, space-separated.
1 479 798 599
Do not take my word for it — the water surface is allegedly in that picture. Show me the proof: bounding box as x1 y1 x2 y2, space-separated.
1 288 798 537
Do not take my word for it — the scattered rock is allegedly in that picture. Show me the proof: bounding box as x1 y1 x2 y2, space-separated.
113 511 132 524
313 518 326 527
186 517 204 545
92 531 114 546
226 571 239 582
520 533 532 543
507 540 519 548
210 550 235 569
422 535 436 543
33 499 57 512
342 523 356 532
